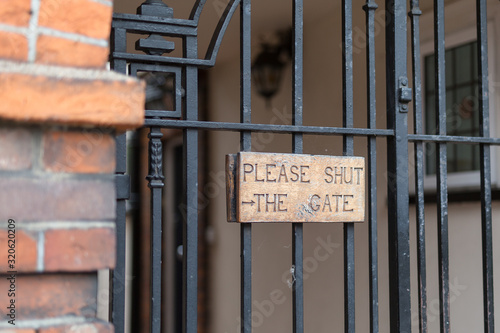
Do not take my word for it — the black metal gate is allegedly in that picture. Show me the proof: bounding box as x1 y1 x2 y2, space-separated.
110 0 496 332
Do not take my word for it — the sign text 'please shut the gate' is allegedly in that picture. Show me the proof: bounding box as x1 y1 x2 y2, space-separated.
226 152 366 223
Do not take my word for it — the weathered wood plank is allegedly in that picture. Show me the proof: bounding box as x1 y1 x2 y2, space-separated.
226 154 237 222
226 152 366 223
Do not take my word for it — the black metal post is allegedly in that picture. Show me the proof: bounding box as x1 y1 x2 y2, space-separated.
364 1 379 332
433 1 450 331
240 0 252 331
292 0 304 332
182 35 199 333
477 0 495 331
409 1 427 332
147 127 164 333
342 1 355 332
111 26 128 333
385 0 412 331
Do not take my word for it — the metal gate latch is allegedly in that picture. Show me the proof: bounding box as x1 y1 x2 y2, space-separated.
399 77 412 113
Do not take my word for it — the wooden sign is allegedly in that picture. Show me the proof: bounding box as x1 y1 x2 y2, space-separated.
226 152 365 223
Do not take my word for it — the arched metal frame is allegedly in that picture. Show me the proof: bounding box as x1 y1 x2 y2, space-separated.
111 0 239 69
110 0 497 332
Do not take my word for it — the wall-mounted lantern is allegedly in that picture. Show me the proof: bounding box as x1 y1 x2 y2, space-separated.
252 29 292 107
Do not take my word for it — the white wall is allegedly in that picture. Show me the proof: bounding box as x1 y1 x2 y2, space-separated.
206 0 500 332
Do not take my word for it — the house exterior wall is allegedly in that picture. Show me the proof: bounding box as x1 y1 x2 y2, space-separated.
207 0 500 332
0 0 145 332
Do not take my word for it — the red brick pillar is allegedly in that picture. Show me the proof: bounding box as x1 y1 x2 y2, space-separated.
0 0 145 332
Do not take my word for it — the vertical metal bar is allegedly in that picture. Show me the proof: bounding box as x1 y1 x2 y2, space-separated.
110 27 127 333
183 36 199 333
342 0 355 331
240 0 252 331
476 0 495 331
148 127 164 333
342 1 354 157
114 135 127 333
385 0 412 331
110 28 127 74
292 0 304 332
409 1 427 332
363 1 378 332
434 0 450 331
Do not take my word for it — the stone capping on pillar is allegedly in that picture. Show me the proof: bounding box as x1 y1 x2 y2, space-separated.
0 60 145 132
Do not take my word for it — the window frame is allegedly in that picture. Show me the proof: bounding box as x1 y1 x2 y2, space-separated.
419 21 497 192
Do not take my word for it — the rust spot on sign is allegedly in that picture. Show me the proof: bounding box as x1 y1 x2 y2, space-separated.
226 152 365 223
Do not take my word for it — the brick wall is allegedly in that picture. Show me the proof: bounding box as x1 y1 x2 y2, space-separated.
0 0 112 67
0 0 145 332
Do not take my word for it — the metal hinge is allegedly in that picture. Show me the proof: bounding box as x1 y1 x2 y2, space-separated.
115 174 131 200
399 76 412 113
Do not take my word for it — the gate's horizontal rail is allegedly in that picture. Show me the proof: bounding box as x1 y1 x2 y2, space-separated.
143 119 394 136
113 13 198 27
112 52 210 68
143 120 500 144
112 16 198 35
409 134 500 145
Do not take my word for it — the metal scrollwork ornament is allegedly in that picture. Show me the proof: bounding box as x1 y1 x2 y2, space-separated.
147 128 165 187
